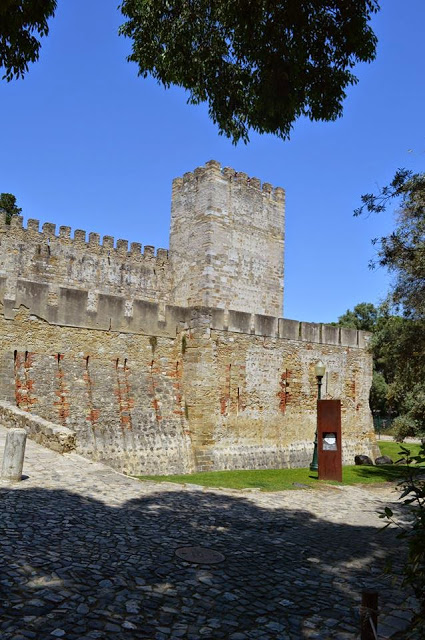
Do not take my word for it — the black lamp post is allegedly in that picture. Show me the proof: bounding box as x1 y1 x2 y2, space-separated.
372 408 381 439
310 360 326 472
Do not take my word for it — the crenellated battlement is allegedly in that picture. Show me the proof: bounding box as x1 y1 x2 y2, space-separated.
0 160 285 317
172 159 285 203
0 210 172 307
0 211 169 260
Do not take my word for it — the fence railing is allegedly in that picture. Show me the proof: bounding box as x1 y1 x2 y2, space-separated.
373 415 395 438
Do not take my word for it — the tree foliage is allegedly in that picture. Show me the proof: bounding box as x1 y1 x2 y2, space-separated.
334 303 392 420
0 192 22 224
380 443 425 637
354 170 425 438
355 170 425 320
335 301 378 332
342 301 425 431
335 303 425 437
119 0 380 143
1 1 380 143
0 1 57 81
372 313 425 438
367 176 425 639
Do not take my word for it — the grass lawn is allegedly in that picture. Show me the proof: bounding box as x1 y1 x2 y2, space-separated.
137 459 424 493
136 441 424 492
378 440 422 460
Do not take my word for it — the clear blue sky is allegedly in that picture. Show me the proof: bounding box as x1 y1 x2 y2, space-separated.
1 1 424 323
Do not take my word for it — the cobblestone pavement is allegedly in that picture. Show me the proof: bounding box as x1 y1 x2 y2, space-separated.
0 427 417 640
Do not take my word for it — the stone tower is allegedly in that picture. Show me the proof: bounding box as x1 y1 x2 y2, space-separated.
169 160 285 317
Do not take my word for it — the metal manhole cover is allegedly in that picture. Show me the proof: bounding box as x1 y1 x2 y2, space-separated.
175 546 225 564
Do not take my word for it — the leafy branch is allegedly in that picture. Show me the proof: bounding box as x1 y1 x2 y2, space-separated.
379 443 425 635
354 169 413 217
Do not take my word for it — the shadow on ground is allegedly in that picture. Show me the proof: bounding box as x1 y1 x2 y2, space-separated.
353 464 425 483
0 485 409 640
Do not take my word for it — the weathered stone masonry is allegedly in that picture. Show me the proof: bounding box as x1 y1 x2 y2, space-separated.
170 161 284 316
0 160 376 474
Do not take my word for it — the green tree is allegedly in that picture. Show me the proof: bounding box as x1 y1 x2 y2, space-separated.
0 1 381 144
355 170 425 320
334 302 393 418
0 192 22 224
355 170 425 438
0 1 57 81
372 313 425 438
120 0 380 143
336 301 378 331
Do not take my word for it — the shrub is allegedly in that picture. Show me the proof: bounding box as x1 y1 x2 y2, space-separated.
392 415 419 441
380 443 425 635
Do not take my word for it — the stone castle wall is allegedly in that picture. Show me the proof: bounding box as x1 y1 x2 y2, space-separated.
0 212 171 309
0 303 194 475
163 310 375 472
0 160 284 319
0 160 376 474
0 288 375 474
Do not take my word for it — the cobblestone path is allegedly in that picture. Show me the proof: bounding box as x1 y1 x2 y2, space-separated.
0 427 416 640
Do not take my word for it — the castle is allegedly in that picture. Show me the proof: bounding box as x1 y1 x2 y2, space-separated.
0 160 376 474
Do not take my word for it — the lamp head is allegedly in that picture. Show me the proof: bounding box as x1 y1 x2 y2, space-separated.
315 360 326 378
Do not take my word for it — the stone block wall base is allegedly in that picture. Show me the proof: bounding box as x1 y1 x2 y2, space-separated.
193 447 215 472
